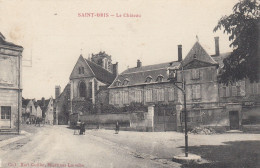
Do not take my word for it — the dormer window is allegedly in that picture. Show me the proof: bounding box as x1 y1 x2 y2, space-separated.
114 80 121 86
156 75 164 82
145 76 152 83
123 78 129 85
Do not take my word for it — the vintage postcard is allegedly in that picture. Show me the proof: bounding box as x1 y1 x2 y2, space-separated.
0 0 259 167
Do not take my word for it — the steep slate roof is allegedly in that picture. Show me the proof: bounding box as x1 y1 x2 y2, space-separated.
211 52 231 68
85 59 116 84
0 32 23 48
22 99 31 108
109 61 180 88
182 41 218 67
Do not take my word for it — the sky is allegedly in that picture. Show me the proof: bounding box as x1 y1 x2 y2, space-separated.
0 0 239 99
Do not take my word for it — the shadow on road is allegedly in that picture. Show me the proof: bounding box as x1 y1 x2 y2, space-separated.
180 141 260 168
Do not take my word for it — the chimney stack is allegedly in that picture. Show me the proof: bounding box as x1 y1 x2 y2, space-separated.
178 45 182 62
137 59 142 68
112 62 118 76
55 85 61 99
214 37 220 56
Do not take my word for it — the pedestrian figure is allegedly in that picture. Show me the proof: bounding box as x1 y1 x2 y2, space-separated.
79 121 85 135
74 120 81 135
115 121 120 134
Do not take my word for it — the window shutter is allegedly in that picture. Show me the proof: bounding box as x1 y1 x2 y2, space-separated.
168 88 175 101
239 81 246 96
231 86 237 96
192 85 196 99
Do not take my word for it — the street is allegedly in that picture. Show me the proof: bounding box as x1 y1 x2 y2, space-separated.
0 126 179 168
1 125 260 168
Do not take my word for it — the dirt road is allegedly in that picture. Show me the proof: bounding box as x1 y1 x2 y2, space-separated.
0 126 179 168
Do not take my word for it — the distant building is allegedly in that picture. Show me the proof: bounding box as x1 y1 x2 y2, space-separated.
38 97 54 124
70 52 117 114
55 83 70 125
0 32 23 132
22 99 37 124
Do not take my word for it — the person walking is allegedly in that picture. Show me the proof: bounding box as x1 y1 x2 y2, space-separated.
115 121 120 134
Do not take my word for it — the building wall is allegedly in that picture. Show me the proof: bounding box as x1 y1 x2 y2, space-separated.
0 90 19 128
55 84 70 124
0 45 22 131
45 98 54 124
36 106 42 118
109 82 178 107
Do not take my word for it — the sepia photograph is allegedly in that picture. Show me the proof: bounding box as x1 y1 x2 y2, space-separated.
0 0 259 167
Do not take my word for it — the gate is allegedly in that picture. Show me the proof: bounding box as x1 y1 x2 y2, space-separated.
154 105 177 131
229 111 239 130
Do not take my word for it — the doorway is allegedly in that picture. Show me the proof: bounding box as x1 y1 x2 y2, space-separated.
229 111 239 130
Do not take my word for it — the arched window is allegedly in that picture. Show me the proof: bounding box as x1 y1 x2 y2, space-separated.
79 81 86 98
123 78 129 85
156 75 164 82
114 80 121 87
145 76 152 83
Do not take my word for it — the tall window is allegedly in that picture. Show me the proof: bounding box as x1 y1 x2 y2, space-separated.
192 69 200 80
168 88 175 101
1 106 11 119
78 67 84 74
114 92 120 105
157 88 164 101
134 90 142 103
145 89 153 102
122 91 129 104
79 82 86 98
192 84 201 99
231 85 237 97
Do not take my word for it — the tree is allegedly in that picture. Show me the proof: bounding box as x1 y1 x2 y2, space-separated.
214 0 260 84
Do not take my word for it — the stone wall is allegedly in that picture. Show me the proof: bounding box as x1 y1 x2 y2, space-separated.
70 105 155 131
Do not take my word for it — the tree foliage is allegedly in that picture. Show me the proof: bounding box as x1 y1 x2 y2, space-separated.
214 0 260 83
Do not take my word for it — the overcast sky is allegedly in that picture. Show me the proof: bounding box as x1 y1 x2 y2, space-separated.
0 0 239 99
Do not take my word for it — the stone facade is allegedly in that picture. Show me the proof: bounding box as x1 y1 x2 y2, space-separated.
109 60 180 107
175 39 260 131
109 37 260 132
0 32 23 132
69 53 117 115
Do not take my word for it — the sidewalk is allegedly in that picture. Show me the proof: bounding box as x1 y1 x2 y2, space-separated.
86 129 260 167
0 130 30 148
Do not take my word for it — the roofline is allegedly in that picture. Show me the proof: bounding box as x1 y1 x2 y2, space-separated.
182 59 219 68
109 80 171 89
85 58 114 74
108 74 120 89
83 57 95 76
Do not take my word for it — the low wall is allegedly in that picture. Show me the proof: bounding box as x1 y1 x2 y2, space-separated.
70 106 155 131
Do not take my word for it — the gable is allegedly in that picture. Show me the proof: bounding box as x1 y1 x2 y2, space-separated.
69 55 94 80
182 42 218 68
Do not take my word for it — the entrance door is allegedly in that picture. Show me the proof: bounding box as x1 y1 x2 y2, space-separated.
229 111 239 130
0 106 11 128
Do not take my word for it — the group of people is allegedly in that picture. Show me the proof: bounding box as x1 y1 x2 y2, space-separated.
76 120 86 135
74 120 120 135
